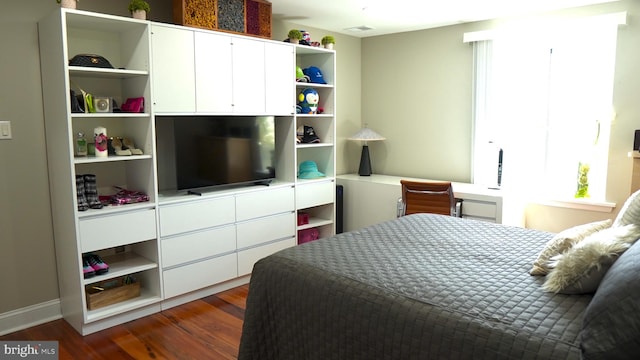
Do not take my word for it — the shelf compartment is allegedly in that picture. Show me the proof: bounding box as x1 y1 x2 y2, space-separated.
295 87 334 114
296 146 335 178
65 10 151 73
85 276 141 310
75 159 157 207
83 251 158 286
85 289 160 323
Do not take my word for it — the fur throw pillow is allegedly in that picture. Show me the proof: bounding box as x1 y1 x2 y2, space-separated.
614 189 640 227
530 219 612 276
543 224 640 294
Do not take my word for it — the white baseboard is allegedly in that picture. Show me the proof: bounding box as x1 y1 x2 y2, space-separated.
0 300 62 336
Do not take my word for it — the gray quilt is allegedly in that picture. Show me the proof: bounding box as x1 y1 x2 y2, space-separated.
239 214 592 359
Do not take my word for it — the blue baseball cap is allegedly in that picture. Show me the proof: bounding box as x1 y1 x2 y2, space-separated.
298 161 325 179
303 66 326 84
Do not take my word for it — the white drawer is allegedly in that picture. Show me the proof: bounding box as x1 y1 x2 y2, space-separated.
163 253 237 299
462 200 497 219
161 225 236 268
236 186 295 221
80 209 157 253
159 196 235 237
296 181 334 209
237 212 295 250
237 238 296 276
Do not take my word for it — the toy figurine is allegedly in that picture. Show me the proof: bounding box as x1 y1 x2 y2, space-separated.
298 88 319 114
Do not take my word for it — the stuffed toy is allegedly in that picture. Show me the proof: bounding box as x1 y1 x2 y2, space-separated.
298 88 319 114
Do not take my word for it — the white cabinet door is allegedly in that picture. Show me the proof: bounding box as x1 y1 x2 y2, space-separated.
151 24 195 113
194 31 233 113
265 42 295 115
232 37 265 114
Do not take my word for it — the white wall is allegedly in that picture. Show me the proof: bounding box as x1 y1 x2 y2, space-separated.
361 0 640 232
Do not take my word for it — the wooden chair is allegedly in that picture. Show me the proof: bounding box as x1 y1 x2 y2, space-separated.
399 180 462 217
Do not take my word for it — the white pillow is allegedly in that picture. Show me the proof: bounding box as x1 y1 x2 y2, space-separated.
529 219 612 276
614 189 640 227
543 224 640 294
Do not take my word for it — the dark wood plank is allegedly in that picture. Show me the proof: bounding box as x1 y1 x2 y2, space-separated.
0 285 248 360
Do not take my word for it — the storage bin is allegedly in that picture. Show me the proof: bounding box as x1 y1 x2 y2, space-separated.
85 276 140 310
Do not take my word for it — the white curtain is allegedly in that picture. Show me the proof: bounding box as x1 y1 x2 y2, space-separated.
470 13 622 201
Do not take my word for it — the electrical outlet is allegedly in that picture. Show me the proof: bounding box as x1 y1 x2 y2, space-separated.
0 121 12 140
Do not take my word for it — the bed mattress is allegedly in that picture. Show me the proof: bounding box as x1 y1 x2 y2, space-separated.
239 214 592 359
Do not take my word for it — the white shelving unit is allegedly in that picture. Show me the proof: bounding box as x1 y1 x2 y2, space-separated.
294 45 337 241
38 7 338 335
38 9 161 335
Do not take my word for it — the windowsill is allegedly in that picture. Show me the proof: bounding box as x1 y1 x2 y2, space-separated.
534 198 616 213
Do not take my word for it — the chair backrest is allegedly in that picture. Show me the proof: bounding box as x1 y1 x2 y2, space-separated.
400 180 455 216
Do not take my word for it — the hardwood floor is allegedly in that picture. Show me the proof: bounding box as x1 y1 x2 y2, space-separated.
0 285 249 359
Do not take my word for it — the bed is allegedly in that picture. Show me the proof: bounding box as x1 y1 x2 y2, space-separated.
238 213 640 360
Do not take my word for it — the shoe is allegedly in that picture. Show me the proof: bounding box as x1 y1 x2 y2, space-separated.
83 174 103 209
122 137 143 155
84 254 109 275
76 175 89 211
82 258 95 278
111 137 132 156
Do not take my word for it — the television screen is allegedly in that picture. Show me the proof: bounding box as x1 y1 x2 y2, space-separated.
156 116 276 192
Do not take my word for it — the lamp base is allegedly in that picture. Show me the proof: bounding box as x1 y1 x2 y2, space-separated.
358 145 372 176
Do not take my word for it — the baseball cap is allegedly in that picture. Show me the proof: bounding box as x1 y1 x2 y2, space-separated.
297 125 320 144
303 66 326 84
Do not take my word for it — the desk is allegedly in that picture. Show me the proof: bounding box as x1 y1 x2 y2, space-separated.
336 174 524 232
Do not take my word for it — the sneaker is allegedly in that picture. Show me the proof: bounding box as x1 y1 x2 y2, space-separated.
83 258 95 279
84 254 109 275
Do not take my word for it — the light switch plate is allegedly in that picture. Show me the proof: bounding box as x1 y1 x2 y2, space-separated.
0 121 12 140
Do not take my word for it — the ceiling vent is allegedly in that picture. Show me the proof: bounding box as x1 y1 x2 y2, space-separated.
345 25 374 32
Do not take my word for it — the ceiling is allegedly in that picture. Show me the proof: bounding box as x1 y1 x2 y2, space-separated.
270 0 619 38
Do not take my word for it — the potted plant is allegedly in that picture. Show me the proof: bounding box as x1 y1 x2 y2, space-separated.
321 35 335 50
128 0 150 20
288 29 303 44
57 0 77 9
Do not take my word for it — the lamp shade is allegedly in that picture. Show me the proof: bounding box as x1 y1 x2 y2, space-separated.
348 128 386 141
349 127 385 176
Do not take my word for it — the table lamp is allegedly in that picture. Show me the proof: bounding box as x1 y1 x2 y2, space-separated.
348 127 385 176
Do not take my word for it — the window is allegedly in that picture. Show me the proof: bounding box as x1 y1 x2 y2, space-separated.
468 13 624 202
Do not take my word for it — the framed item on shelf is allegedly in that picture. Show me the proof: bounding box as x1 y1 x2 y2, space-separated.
94 97 112 113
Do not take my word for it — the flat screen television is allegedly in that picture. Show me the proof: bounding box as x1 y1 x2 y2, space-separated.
156 116 276 192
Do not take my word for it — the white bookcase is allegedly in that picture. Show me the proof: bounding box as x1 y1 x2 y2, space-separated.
39 8 337 335
38 9 161 335
294 45 337 240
